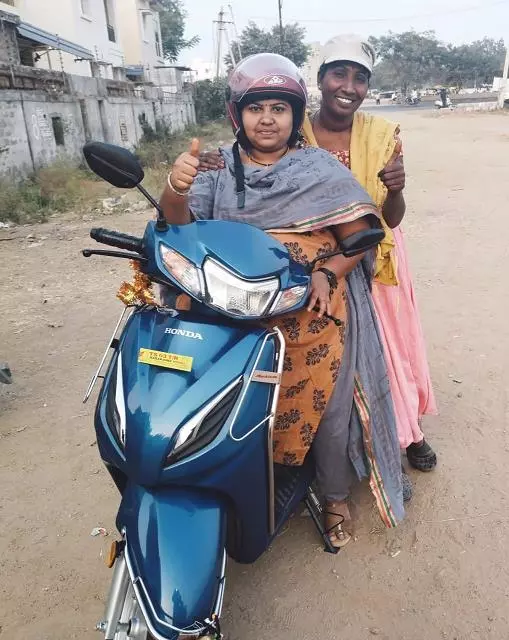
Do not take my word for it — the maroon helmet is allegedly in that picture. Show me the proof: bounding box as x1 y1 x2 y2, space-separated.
226 53 308 138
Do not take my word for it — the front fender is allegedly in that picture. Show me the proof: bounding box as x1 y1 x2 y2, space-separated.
117 482 226 637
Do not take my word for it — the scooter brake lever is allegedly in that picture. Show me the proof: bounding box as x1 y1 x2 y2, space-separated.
312 306 343 327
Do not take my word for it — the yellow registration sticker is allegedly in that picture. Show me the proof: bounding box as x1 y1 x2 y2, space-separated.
138 348 193 372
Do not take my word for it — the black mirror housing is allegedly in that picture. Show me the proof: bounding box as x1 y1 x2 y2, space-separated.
340 228 386 258
83 142 144 189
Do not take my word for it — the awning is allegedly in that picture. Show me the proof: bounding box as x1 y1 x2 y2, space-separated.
17 21 93 60
154 65 192 71
125 65 144 77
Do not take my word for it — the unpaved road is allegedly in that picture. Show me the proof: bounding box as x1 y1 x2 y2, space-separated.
1 111 508 640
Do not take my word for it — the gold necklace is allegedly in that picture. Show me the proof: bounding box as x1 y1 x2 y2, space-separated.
247 147 289 167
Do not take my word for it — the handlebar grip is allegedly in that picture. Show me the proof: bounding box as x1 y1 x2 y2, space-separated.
90 228 143 254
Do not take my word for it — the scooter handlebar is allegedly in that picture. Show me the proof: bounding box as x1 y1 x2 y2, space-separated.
90 228 143 254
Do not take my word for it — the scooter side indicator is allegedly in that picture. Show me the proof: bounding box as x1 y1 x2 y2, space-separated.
138 348 193 372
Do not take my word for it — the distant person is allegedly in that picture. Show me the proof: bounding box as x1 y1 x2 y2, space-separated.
440 87 448 108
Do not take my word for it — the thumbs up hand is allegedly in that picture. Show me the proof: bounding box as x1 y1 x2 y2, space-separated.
168 138 201 194
378 140 405 193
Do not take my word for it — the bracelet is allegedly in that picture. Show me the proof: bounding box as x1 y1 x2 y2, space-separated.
167 172 189 197
316 267 338 292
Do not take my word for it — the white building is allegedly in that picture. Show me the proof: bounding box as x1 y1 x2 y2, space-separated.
0 0 125 77
0 0 164 81
116 0 165 83
301 42 324 94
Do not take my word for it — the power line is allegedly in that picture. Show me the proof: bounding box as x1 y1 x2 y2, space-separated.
228 5 242 60
278 0 284 53
213 7 234 78
249 0 509 25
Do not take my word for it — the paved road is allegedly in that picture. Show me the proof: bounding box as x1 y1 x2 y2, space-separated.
369 96 497 112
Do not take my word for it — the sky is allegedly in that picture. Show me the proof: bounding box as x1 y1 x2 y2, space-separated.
178 0 509 66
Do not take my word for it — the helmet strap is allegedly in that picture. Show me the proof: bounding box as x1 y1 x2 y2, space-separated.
232 141 246 209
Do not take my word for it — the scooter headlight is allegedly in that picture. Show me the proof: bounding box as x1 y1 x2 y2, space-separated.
270 285 308 315
160 245 203 297
203 259 279 318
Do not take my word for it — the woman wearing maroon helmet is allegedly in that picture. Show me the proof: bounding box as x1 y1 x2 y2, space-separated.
160 54 405 546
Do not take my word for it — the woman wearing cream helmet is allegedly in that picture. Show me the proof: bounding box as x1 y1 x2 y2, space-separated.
303 35 438 484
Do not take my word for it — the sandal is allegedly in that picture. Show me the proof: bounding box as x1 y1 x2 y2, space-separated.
324 501 352 549
406 439 437 472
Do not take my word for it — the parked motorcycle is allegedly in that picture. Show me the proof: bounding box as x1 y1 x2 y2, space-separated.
405 96 421 106
82 141 384 640
435 98 454 109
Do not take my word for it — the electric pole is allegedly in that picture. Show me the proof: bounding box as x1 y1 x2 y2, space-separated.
278 0 284 55
228 4 242 62
214 7 235 78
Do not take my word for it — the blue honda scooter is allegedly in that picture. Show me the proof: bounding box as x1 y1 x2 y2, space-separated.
82 142 384 640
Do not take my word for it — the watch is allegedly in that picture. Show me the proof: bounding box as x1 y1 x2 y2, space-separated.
316 267 338 292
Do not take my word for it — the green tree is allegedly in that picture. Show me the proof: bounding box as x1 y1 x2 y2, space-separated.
193 78 228 124
369 31 447 91
158 0 199 62
445 38 505 87
370 60 401 91
369 31 506 91
226 21 310 69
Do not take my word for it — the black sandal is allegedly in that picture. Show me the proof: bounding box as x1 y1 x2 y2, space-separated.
406 439 437 472
324 504 352 549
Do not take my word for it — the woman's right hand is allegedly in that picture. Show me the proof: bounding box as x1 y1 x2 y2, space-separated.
308 271 331 318
169 138 200 193
198 150 224 172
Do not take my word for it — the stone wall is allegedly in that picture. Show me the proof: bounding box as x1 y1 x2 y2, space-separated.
0 11 20 65
0 63 196 178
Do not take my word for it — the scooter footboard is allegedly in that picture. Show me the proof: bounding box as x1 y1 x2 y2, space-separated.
117 482 227 638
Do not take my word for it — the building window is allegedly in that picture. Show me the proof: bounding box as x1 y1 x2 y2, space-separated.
52 117 65 146
80 0 91 16
103 0 116 42
155 30 161 58
107 23 116 42
141 11 152 43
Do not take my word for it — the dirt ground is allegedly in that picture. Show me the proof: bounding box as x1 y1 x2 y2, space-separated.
1 110 508 640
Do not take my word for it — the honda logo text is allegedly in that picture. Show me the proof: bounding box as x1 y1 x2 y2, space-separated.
165 328 203 340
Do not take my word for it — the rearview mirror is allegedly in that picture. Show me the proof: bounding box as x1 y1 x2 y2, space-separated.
83 142 144 189
307 227 386 273
340 228 385 258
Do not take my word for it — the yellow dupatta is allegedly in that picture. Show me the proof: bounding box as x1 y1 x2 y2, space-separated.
301 111 399 286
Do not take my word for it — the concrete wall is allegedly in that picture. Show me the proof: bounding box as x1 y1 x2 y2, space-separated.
0 63 196 178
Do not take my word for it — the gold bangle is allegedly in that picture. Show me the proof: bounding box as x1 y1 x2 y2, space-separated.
167 172 189 197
